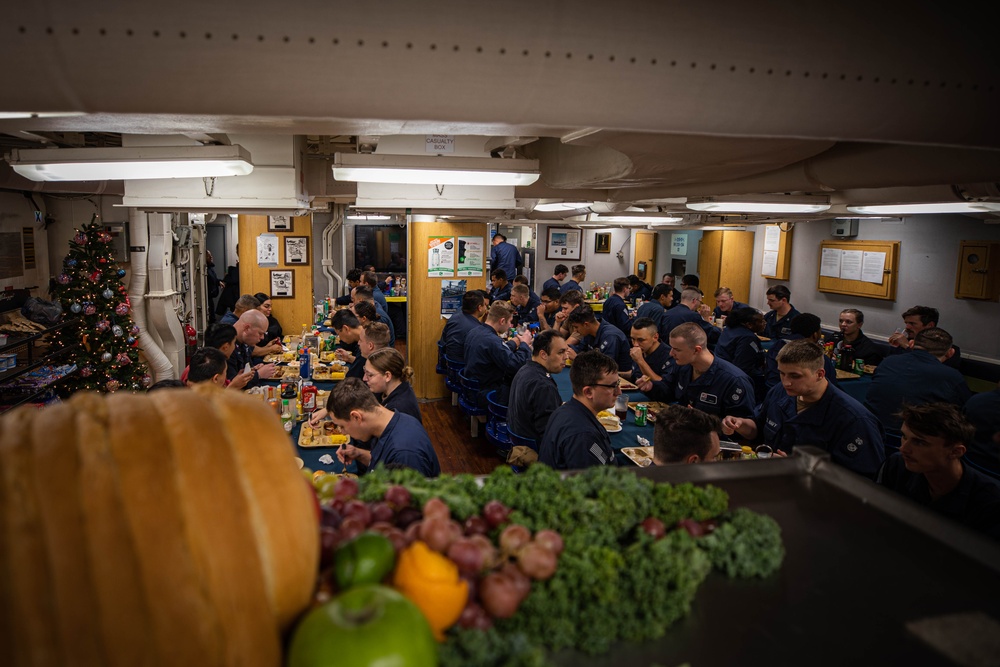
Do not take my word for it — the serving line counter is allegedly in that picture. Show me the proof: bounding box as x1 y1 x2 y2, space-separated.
550 449 1000 666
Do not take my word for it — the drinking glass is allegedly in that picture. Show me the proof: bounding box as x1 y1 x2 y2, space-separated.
615 393 629 421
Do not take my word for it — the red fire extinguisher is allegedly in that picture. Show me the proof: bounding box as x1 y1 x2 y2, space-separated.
184 323 198 348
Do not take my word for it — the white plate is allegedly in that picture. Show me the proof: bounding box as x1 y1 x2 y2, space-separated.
604 423 623 433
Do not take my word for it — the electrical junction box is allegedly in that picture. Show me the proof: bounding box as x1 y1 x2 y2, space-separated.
831 219 859 237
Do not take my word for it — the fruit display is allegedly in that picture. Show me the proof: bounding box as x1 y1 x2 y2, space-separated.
0 384 319 666
298 464 784 666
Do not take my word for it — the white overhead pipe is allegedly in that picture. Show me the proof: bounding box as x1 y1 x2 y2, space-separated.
127 209 173 381
144 213 186 376
321 205 345 297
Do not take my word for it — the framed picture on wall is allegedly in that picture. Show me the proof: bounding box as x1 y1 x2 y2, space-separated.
270 269 294 298
545 227 582 261
594 232 611 254
284 236 309 265
268 215 292 232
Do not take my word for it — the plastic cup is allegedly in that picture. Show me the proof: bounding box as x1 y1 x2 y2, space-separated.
615 394 629 420
755 445 773 459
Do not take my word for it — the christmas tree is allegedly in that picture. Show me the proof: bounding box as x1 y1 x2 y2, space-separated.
49 218 150 393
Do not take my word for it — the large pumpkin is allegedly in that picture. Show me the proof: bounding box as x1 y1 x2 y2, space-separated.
0 384 319 667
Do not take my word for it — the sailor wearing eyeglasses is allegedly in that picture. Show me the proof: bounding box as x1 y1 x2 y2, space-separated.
538 351 621 470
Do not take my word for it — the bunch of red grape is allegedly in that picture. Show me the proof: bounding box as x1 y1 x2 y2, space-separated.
311 474 563 629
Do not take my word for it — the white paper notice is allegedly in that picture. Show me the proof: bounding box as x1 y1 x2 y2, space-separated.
820 248 843 278
761 250 779 277
861 251 887 284
840 250 864 281
764 226 781 252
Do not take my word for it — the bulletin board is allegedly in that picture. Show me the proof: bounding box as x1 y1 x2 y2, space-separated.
817 240 900 301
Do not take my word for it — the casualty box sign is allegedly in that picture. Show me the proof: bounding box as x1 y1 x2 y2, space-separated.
425 135 455 153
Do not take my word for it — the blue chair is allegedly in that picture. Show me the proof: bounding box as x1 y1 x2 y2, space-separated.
458 371 488 437
444 356 464 406
485 390 512 454
436 341 447 375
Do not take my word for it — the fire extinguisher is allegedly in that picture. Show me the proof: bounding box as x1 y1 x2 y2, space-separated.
184 323 198 348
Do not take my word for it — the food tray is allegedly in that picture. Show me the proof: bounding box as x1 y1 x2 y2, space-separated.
627 401 669 421
835 369 861 380
618 379 639 391
621 446 653 467
298 424 350 448
311 367 346 381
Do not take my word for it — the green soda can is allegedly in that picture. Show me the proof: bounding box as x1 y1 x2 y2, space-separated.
635 404 648 427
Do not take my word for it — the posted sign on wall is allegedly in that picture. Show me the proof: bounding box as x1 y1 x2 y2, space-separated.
428 236 455 277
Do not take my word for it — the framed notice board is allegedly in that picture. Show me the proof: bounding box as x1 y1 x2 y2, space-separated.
817 240 900 301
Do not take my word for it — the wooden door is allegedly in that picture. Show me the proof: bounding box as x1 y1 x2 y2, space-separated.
632 231 657 282
409 221 489 399
697 231 724 304
719 231 755 305
955 241 1000 301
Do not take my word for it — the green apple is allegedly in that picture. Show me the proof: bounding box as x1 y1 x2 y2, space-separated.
288 585 438 667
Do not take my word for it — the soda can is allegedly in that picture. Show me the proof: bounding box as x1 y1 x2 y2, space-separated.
854 359 865 374
635 404 648 427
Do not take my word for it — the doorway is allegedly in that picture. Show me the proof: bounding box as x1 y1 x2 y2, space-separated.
633 231 657 281
670 259 687 281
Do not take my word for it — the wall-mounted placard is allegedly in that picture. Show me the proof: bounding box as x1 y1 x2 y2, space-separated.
427 236 455 277
270 269 294 298
760 224 792 280
545 227 582 261
284 236 308 265
257 233 278 267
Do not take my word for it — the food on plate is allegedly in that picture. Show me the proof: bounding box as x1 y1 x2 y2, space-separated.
0 385 318 665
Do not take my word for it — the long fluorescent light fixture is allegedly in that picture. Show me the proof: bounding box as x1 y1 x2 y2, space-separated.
592 215 684 224
7 145 254 181
686 196 830 214
847 202 1000 215
333 153 539 186
534 201 592 212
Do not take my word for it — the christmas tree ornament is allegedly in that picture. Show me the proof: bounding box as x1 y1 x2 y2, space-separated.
83 303 96 316
70 302 82 314
118 269 127 278
80 366 93 378
116 353 131 366
88 271 101 283
101 352 113 363
142 374 153 387
106 380 120 392
98 231 113 243
73 232 87 244
57 274 70 285
112 325 124 337
96 319 110 333
102 288 114 299
99 258 108 264
66 258 77 267
131 324 140 335
116 303 129 316
127 336 136 345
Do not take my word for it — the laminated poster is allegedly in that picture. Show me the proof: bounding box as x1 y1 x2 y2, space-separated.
840 250 864 281
441 280 467 318
427 236 455 277
761 250 779 277
820 248 842 278
861 251 887 284
257 234 278 267
457 236 484 276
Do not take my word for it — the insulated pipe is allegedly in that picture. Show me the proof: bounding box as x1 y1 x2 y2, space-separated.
127 209 173 382
321 205 345 297
145 213 186 376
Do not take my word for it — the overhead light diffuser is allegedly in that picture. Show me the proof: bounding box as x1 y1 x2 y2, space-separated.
592 215 684 224
333 153 539 186
534 201 592 212
686 195 830 214
846 202 1000 215
7 145 254 182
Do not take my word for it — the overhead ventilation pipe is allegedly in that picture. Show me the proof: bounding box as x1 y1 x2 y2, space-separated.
127 209 174 381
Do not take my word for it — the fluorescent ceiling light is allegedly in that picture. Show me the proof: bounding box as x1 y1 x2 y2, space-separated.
846 202 1000 215
592 215 684 223
0 111 85 120
333 153 539 186
347 214 391 220
687 201 830 213
686 195 830 214
534 201 592 212
7 145 254 181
